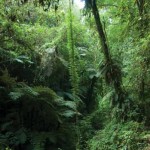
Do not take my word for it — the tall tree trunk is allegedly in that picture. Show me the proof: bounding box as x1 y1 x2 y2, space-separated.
91 1 110 61
86 76 97 113
136 0 149 124
136 0 145 16
89 0 126 111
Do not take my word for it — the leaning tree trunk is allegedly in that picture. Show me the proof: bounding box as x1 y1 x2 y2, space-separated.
89 0 127 112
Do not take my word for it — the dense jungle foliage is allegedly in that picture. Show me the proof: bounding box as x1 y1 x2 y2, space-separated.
0 0 150 149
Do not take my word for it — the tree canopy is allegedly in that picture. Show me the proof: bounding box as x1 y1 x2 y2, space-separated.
0 0 150 149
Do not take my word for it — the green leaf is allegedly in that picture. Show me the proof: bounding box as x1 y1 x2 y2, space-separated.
14 58 24 64
16 129 27 144
62 110 76 118
9 92 23 100
63 101 77 110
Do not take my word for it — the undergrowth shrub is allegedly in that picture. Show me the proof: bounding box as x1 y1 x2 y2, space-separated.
0 70 78 150
88 120 148 150
78 110 104 150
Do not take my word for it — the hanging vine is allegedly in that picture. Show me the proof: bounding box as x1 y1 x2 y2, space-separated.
67 1 80 149
67 0 79 97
